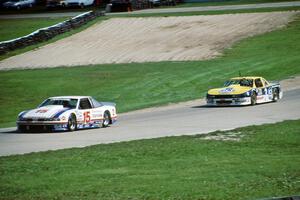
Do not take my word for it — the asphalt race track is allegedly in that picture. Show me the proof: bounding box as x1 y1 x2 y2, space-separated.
0 88 299 156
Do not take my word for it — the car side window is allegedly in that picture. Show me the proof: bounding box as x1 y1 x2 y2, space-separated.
91 98 103 108
79 98 92 109
255 78 263 88
262 78 268 86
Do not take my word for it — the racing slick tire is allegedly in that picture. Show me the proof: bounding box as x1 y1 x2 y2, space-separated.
251 92 257 105
67 114 77 131
272 88 279 102
102 111 111 128
18 125 28 133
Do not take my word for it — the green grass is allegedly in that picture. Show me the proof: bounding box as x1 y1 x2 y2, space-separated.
0 17 70 42
0 120 299 199
171 0 300 8
0 5 99 15
1 14 300 127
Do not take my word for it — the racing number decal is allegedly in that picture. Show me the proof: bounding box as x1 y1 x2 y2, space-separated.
83 111 91 123
267 87 273 95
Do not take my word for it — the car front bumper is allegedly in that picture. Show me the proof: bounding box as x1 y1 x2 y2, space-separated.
206 97 251 106
17 121 69 131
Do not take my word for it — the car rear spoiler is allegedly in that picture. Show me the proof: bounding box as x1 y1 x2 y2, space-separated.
101 102 116 107
269 81 280 87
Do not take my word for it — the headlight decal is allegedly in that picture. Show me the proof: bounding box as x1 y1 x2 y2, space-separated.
18 111 28 120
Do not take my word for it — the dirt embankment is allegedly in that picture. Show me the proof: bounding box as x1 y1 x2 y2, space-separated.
0 11 298 70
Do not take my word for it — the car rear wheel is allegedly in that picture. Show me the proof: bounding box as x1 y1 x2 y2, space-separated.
251 93 257 105
272 88 279 102
102 111 111 128
68 114 77 131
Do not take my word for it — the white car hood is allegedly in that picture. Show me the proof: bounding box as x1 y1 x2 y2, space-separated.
22 105 70 119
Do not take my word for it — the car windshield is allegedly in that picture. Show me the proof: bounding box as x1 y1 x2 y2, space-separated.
39 98 78 109
224 79 253 87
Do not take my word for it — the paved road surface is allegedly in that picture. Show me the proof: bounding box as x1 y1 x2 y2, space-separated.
0 88 299 156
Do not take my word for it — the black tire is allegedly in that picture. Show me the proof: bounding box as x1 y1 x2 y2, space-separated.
102 111 111 128
251 92 257 105
67 114 77 131
18 125 28 133
272 88 279 102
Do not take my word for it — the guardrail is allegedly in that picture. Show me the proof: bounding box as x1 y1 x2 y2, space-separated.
0 10 105 55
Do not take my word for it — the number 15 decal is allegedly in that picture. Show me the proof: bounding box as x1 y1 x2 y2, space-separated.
84 111 91 123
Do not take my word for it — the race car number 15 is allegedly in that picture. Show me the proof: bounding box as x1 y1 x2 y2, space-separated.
84 111 91 123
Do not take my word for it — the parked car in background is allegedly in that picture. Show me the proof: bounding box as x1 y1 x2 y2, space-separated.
0 0 7 8
46 0 64 8
61 0 93 7
206 76 282 106
46 0 93 8
17 96 117 132
3 0 35 9
149 0 160 7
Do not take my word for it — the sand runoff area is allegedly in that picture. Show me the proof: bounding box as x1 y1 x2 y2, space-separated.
0 11 298 70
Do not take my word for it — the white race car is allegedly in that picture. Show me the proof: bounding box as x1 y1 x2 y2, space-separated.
17 96 117 132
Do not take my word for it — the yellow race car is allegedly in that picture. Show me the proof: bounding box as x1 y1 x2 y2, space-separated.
206 76 282 106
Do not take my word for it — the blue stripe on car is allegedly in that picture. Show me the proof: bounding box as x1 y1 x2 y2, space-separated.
53 108 72 118
19 111 28 119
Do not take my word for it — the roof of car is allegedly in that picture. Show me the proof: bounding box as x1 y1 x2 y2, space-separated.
49 96 91 99
231 76 263 80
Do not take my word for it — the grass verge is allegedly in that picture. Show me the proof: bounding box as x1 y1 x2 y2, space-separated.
0 17 70 42
0 14 300 127
0 6 96 15
0 120 299 199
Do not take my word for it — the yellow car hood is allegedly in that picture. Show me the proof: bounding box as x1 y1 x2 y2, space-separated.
208 84 252 95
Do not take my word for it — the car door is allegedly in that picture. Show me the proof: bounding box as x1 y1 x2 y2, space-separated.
255 78 272 102
78 98 93 125
262 78 274 100
89 97 104 122
254 78 265 100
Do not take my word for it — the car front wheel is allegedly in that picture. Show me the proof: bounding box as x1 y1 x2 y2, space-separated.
102 111 111 128
67 114 77 131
